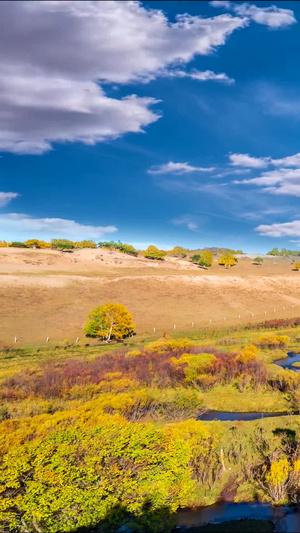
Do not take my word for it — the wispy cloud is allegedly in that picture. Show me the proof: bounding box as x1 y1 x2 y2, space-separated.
0 192 19 207
148 161 215 175
211 1 296 28
165 69 234 84
212 168 251 178
0 213 117 240
171 215 199 231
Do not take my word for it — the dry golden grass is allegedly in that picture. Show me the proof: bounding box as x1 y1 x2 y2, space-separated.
1 248 300 344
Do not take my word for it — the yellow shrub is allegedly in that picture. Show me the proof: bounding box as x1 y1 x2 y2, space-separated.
146 338 195 354
171 353 216 382
236 344 259 363
255 334 290 349
125 350 142 358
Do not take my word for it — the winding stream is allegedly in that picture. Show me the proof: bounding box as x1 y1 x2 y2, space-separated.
179 354 300 531
198 352 300 423
175 502 300 532
273 351 300 371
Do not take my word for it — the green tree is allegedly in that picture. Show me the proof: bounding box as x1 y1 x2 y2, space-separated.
190 254 201 264
253 257 263 265
267 248 279 256
84 303 135 341
9 242 28 248
144 246 166 260
51 239 74 251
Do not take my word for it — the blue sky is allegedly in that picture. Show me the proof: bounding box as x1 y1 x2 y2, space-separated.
1 1 300 252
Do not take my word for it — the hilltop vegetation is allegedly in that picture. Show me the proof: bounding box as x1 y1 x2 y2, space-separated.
2 320 300 531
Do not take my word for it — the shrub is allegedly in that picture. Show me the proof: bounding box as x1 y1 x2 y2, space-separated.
23 239 51 248
171 353 216 385
98 241 138 256
198 250 213 268
191 254 201 263
9 241 28 248
118 243 138 256
167 246 187 258
74 240 97 248
144 245 166 260
84 303 135 341
253 257 263 265
294 262 300 270
51 239 74 250
235 345 259 364
0 415 195 532
254 334 290 349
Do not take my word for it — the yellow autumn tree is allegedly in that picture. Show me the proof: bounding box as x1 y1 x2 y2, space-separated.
219 253 237 268
84 303 135 341
144 245 166 260
265 458 290 503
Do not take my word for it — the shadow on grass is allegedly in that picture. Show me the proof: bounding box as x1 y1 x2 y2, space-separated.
71 502 175 533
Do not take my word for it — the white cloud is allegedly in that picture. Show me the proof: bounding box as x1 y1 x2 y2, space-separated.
273 153 300 167
148 161 215 175
0 1 248 154
229 153 271 168
211 1 296 28
171 215 199 231
0 192 19 207
256 220 300 237
234 168 300 196
0 213 117 240
229 152 300 170
166 69 234 84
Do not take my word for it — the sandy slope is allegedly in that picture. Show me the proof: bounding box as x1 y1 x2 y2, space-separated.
0 248 300 343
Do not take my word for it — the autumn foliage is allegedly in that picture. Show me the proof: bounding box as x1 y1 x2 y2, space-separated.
84 303 135 341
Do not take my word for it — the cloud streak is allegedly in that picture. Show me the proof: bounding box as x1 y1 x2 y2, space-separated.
148 161 215 175
171 215 199 231
0 192 19 207
0 213 117 240
165 69 234 84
